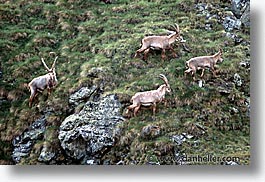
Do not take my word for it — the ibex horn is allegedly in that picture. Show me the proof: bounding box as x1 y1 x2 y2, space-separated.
41 58 50 72
174 23 180 33
52 56 58 69
159 74 170 88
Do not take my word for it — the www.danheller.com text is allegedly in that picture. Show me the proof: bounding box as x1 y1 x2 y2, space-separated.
159 154 240 164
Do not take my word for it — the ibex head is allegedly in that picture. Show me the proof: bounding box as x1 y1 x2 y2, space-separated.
41 56 58 86
159 74 171 93
169 23 186 43
215 49 223 63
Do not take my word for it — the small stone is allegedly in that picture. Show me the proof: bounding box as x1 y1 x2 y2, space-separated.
171 133 193 146
86 159 94 165
198 80 204 88
116 160 124 165
239 61 250 68
233 73 242 87
224 161 239 165
140 125 161 139
38 147 55 162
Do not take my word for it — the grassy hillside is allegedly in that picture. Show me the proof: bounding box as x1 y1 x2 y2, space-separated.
0 0 250 164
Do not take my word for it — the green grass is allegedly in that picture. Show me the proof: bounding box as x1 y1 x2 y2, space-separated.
0 0 250 165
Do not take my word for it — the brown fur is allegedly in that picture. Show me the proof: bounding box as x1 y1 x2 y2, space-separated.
127 74 171 117
184 49 223 80
134 24 182 61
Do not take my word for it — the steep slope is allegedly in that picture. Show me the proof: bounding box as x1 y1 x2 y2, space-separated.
0 0 250 164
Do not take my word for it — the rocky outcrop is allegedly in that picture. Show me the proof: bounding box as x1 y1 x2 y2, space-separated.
12 116 46 163
224 0 250 31
195 0 249 32
69 85 99 106
231 0 250 19
59 93 124 164
11 85 125 164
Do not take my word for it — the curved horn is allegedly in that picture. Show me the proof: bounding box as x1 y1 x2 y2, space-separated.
49 52 56 57
159 74 170 88
174 23 180 33
41 58 50 71
51 56 58 69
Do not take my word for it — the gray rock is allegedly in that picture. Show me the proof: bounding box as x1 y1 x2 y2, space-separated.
231 0 249 18
239 60 250 69
232 0 243 18
140 125 161 139
12 116 46 163
230 107 239 114
224 161 239 165
245 97 250 117
116 160 124 165
69 85 98 106
231 0 250 27
240 2 250 27
59 94 124 161
38 144 56 162
217 82 235 94
223 16 241 31
233 73 242 87
171 133 193 146
86 159 95 165
223 0 249 31
198 80 204 88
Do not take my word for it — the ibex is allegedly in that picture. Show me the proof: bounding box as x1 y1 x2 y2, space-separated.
28 55 58 107
134 24 185 61
184 49 223 80
126 74 171 117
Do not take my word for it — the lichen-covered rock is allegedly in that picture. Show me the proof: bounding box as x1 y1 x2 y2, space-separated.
231 0 250 19
240 1 250 27
140 125 161 139
225 0 250 31
38 142 56 162
223 16 242 31
69 85 98 106
233 73 242 87
217 82 235 94
58 94 124 161
12 116 46 163
172 133 193 146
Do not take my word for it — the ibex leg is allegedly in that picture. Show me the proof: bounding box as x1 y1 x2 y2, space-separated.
143 48 150 60
29 93 37 107
169 46 177 58
152 103 156 116
134 105 141 117
134 47 146 58
211 67 216 77
161 49 166 60
200 69 205 78
192 69 197 81
184 68 192 78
